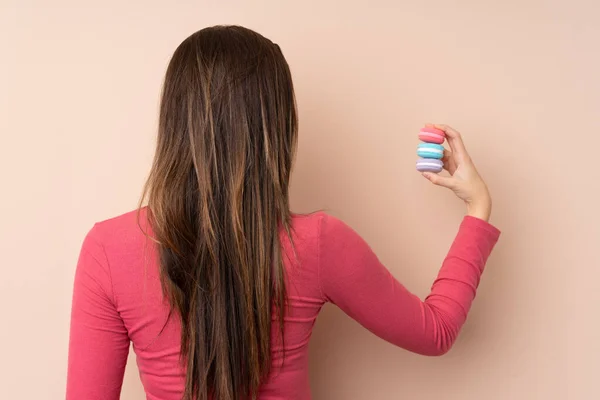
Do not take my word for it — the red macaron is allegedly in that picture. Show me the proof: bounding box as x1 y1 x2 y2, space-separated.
418 127 446 144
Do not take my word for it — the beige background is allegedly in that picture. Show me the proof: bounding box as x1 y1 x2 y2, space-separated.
1 1 598 399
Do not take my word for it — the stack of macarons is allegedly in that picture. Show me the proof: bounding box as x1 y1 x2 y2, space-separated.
416 127 446 173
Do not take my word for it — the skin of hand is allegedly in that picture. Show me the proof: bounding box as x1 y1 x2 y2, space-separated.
421 124 492 222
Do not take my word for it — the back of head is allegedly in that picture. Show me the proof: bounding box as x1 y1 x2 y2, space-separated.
141 25 298 400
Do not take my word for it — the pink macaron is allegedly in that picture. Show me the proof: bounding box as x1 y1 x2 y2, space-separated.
418 127 446 144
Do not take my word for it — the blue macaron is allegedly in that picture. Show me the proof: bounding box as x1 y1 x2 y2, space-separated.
416 143 445 159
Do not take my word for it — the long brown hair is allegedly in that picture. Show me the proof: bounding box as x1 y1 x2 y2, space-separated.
140 26 298 399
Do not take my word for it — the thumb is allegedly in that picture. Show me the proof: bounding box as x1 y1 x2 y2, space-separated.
422 172 455 189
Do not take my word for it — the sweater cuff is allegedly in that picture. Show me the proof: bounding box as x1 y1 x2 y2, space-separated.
461 215 501 239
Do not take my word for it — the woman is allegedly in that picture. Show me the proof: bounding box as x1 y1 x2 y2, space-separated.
67 25 500 400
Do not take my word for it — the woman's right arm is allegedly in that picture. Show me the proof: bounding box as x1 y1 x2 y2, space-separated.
318 213 499 355
318 124 500 355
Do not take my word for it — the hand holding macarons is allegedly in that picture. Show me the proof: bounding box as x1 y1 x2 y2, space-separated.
417 124 493 222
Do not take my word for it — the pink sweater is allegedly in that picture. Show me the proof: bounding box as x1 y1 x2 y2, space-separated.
67 209 500 399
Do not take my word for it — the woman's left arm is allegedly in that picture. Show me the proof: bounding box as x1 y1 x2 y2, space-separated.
66 227 130 400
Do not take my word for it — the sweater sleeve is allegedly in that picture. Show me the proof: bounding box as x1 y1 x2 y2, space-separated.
318 213 500 356
66 226 130 399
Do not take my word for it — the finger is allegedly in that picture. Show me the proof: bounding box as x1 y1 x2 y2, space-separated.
442 160 456 174
432 124 468 160
422 172 456 189
433 123 461 138
441 148 452 160
442 148 457 174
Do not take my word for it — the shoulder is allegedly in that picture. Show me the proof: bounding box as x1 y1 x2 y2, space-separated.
289 211 336 240
311 211 360 240
92 207 146 237
82 207 149 260
290 211 361 247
